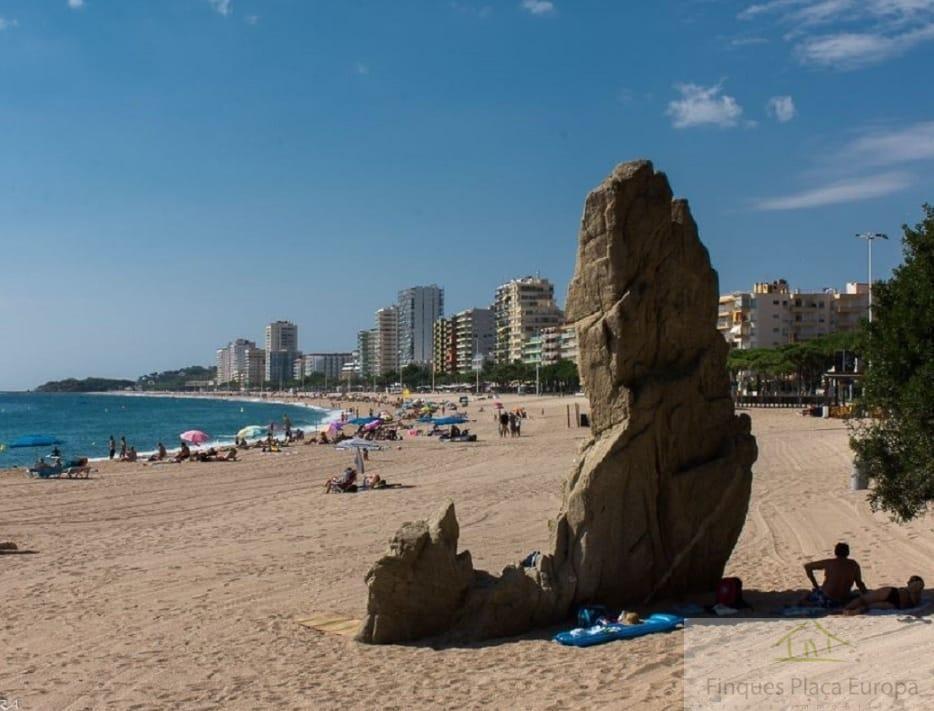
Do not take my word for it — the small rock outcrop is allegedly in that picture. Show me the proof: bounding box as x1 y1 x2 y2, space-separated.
356 501 474 644
355 160 757 644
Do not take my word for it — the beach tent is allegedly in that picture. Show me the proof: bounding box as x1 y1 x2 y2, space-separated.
8 434 62 448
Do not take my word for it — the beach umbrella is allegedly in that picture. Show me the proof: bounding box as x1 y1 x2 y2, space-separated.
179 430 210 445
8 434 62 448
335 438 384 451
237 425 268 440
362 420 381 432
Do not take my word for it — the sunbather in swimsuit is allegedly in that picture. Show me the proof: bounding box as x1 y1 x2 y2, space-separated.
841 576 925 615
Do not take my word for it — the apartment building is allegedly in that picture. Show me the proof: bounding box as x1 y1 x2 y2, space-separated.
717 279 869 349
264 320 299 383
494 276 564 364
398 285 444 367
374 306 399 375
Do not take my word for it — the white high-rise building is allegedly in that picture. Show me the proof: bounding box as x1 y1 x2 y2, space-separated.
398 285 444 367
216 338 258 385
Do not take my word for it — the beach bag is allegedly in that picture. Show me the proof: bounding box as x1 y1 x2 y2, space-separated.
715 577 744 607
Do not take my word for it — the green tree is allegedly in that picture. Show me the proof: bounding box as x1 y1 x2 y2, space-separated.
850 205 934 521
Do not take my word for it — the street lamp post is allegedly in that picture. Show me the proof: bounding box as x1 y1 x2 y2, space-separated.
856 232 888 323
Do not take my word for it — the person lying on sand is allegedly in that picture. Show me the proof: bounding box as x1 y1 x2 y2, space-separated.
325 467 357 493
799 542 867 608
174 442 191 462
839 576 925 615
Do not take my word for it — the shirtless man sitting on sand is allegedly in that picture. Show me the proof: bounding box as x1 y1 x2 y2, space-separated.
799 542 868 608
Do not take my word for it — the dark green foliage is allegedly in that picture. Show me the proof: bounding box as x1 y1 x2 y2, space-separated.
137 366 216 391
727 331 860 386
35 377 135 392
851 205 934 521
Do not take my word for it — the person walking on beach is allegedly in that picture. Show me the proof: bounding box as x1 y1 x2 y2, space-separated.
119 436 127 460
283 414 292 440
108 435 116 460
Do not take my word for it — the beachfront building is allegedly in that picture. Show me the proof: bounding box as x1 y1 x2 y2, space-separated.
375 306 399 375
244 346 266 387
432 317 457 375
453 307 494 373
718 293 755 350
717 279 869 349
265 320 299 384
216 347 231 385
298 352 353 382
356 330 377 378
398 285 444 367
340 352 360 383
832 282 871 332
494 276 564 364
215 338 258 386
521 325 578 366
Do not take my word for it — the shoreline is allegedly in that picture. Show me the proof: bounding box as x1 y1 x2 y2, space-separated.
1 391 344 470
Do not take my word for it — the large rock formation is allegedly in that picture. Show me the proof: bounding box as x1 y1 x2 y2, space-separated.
356 160 757 644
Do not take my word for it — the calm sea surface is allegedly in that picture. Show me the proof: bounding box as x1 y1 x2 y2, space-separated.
0 392 333 468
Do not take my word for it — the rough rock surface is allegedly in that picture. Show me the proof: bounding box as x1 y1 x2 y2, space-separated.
356 160 757 644
356 501 474 644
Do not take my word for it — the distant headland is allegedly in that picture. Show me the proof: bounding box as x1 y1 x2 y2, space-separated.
35 366 216 393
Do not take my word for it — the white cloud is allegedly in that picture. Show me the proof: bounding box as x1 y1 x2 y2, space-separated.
68 0 85 9
796 23 934 67
208 0 232 17
521 0 555 16
0 17 18 30
767 95 797 122
245 15 260 25
753 171 911 209
844 121 934 166
355 62 369 75
666 82 744 128
730 36 771 45
738 0 934 68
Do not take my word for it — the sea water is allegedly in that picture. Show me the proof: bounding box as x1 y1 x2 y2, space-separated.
0 392 335 468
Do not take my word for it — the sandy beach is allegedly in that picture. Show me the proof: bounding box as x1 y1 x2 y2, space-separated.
2 395 932 710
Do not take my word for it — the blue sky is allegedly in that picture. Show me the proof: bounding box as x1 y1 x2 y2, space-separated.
2 0 932 389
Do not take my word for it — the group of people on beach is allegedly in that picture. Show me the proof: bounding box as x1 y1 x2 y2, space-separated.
801 542 925 615
108 435 139 462
497 408 526 438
